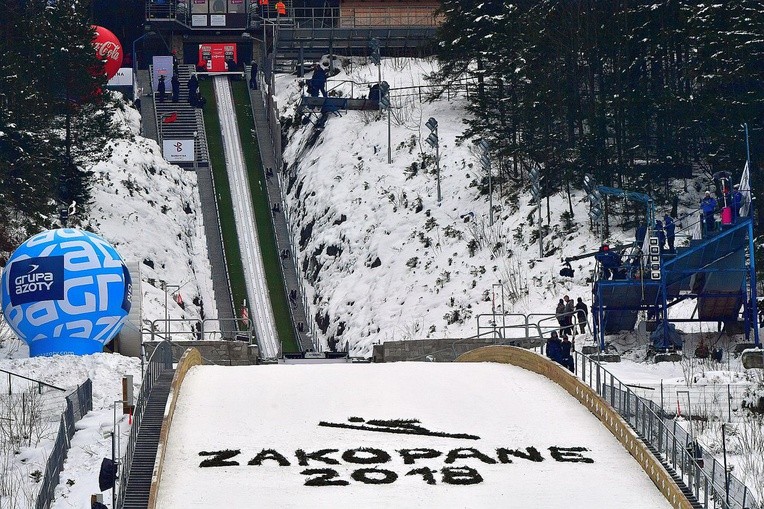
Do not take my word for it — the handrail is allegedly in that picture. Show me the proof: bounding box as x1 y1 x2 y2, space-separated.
115 340 173 509
0 367 66 393
574 351 758 509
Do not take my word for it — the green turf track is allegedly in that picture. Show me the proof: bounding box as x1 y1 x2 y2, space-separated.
199 79 298 352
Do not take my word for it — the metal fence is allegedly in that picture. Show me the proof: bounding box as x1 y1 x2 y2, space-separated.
35 379 93 509
116 340 173 509
575 353 759 509
625 382 752 423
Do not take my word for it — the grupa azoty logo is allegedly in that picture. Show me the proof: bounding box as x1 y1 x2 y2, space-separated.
1 229 132 357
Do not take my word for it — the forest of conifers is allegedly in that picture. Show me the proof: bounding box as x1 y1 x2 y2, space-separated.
432 0 763 205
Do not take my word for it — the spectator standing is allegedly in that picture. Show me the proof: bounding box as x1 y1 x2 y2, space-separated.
188 74 199 105
157 75 166 102
275 0 286 16
559 334 574 372
700 191 717 232
546 331 562 363
575 297 588 334
555 299 565 331
563 295 575 336
732 184 743 220
171 74 180 102
312 64 328 98
663 215 676 252
655 220 665 252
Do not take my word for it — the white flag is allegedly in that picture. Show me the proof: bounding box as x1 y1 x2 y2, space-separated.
738 160 751 217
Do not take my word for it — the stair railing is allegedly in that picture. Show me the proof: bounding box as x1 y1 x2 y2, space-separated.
575 351 758 509
115 340 173 509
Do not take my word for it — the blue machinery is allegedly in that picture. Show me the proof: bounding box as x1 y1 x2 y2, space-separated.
592 216 760 353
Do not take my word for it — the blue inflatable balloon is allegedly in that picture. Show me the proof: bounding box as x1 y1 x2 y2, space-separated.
1 229 132 357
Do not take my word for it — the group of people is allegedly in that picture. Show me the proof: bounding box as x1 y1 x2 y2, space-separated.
653 214 676 253
156 72 205 108
546 331 575 372
554 295 588 336
700 183 744 233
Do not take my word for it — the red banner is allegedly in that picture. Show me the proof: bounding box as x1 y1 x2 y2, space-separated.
198 43 238 72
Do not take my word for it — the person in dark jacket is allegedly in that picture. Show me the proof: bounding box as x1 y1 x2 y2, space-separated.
663 214 676 252
312 64 327 97
700 191 717 232
546 331 562 363
575 297 588 334
559 334 574 372
555 299 565 330
595 244 621 280
187 74 199 106
171 74 180 102
655 220 665 252
731 184 743 220
563 295 574 336
157 75 166 102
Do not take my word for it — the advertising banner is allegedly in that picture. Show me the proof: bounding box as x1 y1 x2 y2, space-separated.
108 67 133 86
152 56 175 90
163 139 196 162
197 43 237 72
0 229 132 357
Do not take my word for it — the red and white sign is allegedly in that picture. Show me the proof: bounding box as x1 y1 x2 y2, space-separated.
198 43 237 72
92 26 123 79
241 301 249 327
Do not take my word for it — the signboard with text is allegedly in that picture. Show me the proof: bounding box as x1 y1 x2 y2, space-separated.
152 56 174 90
107 67 133 87
163 139 195 162
197 43 237 72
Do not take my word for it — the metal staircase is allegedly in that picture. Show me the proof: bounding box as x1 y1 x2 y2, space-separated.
120 370 174 509
151 64 210 169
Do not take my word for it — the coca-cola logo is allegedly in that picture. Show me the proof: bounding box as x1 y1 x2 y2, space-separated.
94 40 122 61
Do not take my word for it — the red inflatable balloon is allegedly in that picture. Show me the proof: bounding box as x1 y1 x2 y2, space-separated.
92 26 123 79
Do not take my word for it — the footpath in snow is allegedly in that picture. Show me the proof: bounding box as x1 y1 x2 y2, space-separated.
157 362 671 508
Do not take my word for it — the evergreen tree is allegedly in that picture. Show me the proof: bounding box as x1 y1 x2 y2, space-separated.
0 0 118 239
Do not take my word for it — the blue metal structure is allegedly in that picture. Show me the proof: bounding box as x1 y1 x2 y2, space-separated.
592 215 760 352
596 185 655 230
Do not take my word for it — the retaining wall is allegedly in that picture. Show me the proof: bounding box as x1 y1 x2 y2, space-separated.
143 340 259 365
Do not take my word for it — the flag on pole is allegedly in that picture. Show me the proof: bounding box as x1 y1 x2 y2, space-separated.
162 112 178 123
738 160 751 218
241 299 249 328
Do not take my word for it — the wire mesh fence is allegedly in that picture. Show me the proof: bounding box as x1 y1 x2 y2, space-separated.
35 379 93 509
577 353 758 509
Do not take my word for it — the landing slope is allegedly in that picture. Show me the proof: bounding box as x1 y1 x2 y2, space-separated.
157 362 672 508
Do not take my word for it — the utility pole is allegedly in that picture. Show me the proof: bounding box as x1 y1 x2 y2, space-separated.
529 165 542 258
425 117 440 204
478 139 492 226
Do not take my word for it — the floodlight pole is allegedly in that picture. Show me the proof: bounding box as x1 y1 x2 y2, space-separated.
162 283 180 340
132 31 155 102
388 103 392 165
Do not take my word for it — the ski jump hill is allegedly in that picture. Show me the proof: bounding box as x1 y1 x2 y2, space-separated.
143 347 689 509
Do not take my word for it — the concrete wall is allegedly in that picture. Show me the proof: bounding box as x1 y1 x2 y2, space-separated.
456 346 694 509
143 340 259 365
148 348 203 509
372 337 543 363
